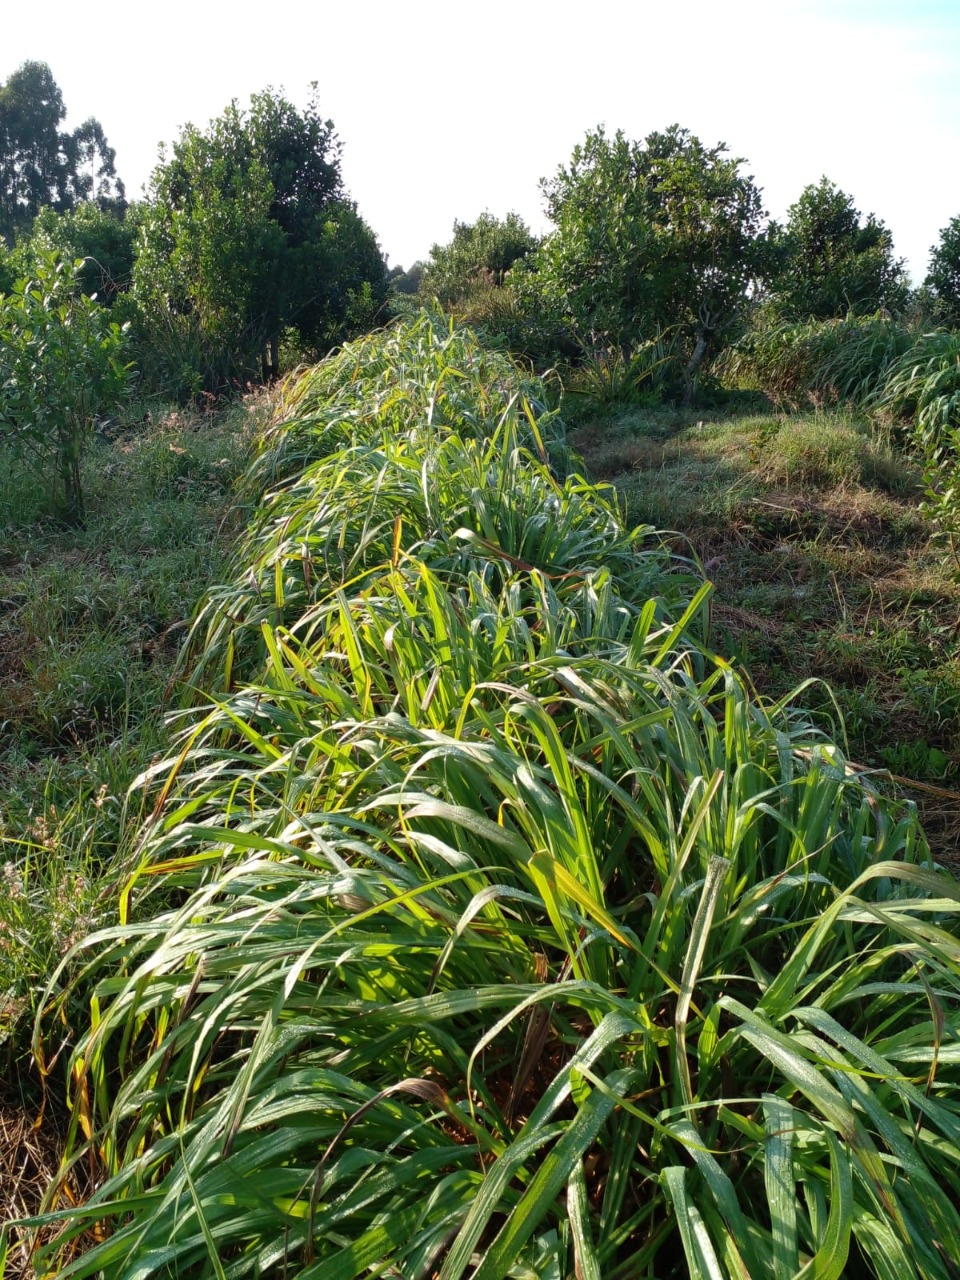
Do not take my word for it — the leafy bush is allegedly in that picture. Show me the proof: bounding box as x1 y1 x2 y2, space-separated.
133 88 387 397
0 238 15 294
767 178 909 320
924 216 960 327
26 317 960 1280
24 202 139 303
535 124 768 379
0 252 133 524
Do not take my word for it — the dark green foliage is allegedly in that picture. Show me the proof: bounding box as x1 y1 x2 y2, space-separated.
769 178 909 319
534 125 768 373
0 252 133 524
0 61 124 246
422 211 539 303
387 260 425 294
25 202 139 302
925 215 960 327
133 86 388 397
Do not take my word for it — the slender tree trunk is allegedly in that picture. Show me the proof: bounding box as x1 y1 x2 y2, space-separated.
58 439 85 527
683 310 715 406
265 332 280 382
682 336 708 407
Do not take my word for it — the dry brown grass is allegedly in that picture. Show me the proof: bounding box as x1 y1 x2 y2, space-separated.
1 1101 61 1279
0 1083 106 1280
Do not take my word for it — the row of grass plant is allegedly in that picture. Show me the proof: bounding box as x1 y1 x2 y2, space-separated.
879 331 960 560
718 312 916 413
181 311 699 693
15 313 960 1280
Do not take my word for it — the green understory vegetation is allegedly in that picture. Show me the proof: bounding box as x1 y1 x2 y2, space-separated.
0 394 269 1065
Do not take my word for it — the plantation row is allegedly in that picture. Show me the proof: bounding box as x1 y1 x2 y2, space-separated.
13 314 957 1280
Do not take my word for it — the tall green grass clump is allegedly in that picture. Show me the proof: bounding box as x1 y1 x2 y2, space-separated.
754 415 905 491
18 314 960 1280
564 332 684 414
246 309 567 490
876 332 960 555
722 312 913 411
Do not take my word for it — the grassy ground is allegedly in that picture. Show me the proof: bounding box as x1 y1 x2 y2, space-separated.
0 396 268 1239
572 404 960 863
0 398 270 1033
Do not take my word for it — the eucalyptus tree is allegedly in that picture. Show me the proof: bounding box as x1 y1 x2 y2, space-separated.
0 61 124 245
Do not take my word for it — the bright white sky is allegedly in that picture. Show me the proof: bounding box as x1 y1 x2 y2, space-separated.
4 0 958 280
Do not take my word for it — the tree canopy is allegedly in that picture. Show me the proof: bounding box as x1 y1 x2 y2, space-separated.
421 211 538 304
925 215 960 327
387 261 425 295
134 86 386 393
534 124 768 366
769 178 908 319
0 61 124 246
